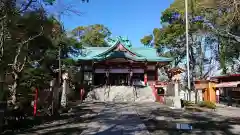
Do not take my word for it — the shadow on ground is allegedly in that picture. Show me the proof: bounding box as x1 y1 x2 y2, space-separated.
2 101 104 135
138 106 240 135
4 102 240 135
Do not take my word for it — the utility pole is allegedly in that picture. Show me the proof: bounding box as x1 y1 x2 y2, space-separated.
185 0 191 101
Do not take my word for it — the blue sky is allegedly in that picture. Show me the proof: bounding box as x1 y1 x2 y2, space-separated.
58 0 173 47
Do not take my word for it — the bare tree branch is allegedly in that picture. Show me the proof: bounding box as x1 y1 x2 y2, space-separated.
0 15 6 21
19 26 43 46
12 26 44 72
19 56 27 71
19 0 36 13
0 19 4 57
227 32 240 42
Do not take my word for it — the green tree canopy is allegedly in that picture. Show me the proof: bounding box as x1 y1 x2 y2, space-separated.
140 35 153 46
72 24 112 47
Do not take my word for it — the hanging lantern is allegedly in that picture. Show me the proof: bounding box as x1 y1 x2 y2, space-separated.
130 69 133 77
105 69 109 77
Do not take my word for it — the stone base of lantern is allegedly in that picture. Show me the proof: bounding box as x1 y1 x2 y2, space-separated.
164 96 182 109
173 96 182 109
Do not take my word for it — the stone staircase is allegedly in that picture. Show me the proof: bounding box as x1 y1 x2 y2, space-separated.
85 86 155 102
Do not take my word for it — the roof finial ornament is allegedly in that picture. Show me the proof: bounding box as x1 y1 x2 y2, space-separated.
116 36 132 48
107 37 117 46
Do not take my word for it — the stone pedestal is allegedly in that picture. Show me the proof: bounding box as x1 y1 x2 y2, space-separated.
61 73 68 108
61 79 67 108
173 81 181 108
165 80 181 109
190 91 195 102
172 75 181 108
180 90 186 100
173 96 182 108
198 90 203 102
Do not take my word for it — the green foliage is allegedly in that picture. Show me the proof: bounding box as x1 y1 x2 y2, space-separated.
183 100 195 106
140 35 153 46
19 67 52 91
72 24 111 47
198 101 216 109
0 1 82 101
43 0 56 5
142 0 240 81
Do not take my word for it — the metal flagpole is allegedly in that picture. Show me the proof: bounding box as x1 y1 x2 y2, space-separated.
185 0 191 101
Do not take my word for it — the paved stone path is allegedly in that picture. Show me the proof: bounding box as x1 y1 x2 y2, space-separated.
13 102 240 135
81 102 150 135
135 102 240 135
215 105 240 118
15 102 106 135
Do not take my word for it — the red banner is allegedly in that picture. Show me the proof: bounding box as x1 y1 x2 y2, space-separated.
33 88 38 116
80 88 85 102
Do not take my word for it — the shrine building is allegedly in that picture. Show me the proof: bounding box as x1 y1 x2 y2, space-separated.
76 36 173 86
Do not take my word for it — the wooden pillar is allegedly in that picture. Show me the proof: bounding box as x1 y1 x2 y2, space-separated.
105 61 109 86
144 62 148 85
155 63 159 81
80 63 84 85
92 61 95 86
129 62 133 86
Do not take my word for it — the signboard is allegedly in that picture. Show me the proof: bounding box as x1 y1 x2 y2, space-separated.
110 69 129 73
194 80 209 89
133 69 144 73
147 65 155 70
232 87 240 91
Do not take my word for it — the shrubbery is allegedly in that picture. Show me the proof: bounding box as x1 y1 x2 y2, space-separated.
198 101 216 109
182 100 195 106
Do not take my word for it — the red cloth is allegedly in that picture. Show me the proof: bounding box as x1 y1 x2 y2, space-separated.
144 75 147 85
80 88 85 101
33 88 38 116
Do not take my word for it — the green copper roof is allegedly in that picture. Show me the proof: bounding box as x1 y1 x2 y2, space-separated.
92 51 146 62
76 36 172 62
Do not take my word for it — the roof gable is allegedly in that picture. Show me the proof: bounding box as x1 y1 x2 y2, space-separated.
76 36 172 62
95 37 142 57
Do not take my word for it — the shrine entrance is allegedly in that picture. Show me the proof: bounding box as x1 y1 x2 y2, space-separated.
109 73 129 86
94 73 129 86
93 67 146 86
94 73 144 86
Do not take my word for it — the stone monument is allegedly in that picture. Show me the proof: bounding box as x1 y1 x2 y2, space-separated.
171 73 181 108
61 72 69 108
167 68 185 109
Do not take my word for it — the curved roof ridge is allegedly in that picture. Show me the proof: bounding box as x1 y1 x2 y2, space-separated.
95 38 143 57
93 51 146 62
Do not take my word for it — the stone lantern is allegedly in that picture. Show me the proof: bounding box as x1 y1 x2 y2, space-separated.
169 67 185 108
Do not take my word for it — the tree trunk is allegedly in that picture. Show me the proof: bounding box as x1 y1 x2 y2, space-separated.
10 72 18 106
51 79 61 115
219 37 227 74
199 37 204 78
189 38 196 102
